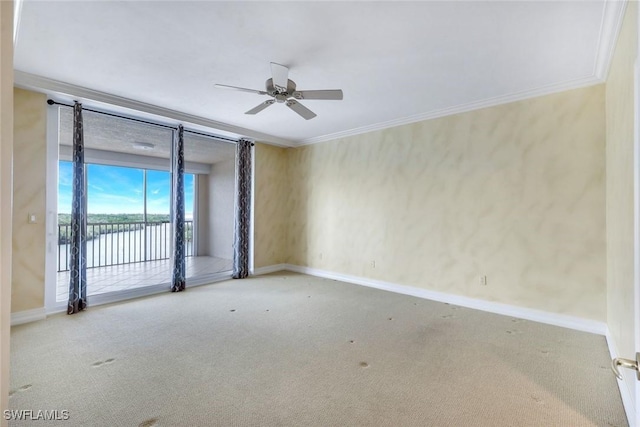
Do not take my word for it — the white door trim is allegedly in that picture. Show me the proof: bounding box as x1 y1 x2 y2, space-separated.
44 103 63 313
634 53 640 427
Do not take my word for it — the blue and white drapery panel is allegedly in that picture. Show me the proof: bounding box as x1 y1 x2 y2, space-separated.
67 102 88 314
171 125 186 292
232 139 253 279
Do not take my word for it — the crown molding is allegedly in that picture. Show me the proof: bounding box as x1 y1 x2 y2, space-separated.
297 75 602 146
14 70 295 148
295 0 626 147
15 0 625 149
593 0 627 81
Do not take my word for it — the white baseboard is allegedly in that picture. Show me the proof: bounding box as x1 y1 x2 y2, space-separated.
283 264 607 336
606 328 636 427
11 307 46 326
252 264 287 276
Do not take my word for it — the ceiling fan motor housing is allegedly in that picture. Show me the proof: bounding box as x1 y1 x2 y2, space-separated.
266 78 297 102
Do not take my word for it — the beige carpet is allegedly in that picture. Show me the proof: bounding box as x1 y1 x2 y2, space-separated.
9 272 627 426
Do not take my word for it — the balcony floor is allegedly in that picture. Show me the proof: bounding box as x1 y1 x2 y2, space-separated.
56 256 232 302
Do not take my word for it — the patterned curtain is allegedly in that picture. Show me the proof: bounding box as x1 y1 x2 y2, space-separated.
232 139 252 279
67 102 87 314
171 125 186 292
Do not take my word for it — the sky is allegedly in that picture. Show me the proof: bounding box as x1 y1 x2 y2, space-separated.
58 161 194 216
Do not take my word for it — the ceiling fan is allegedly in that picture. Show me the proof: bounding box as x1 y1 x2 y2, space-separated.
215 62 343 120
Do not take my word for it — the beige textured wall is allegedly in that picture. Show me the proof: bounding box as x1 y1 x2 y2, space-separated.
253 143 289 268
287 85 606 321
606 0 637 401
1 2 14 423
11 89 47 312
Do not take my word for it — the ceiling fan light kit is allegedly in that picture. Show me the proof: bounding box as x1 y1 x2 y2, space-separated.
215 62 343 120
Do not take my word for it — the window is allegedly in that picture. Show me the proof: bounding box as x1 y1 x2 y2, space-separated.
57 161 195 271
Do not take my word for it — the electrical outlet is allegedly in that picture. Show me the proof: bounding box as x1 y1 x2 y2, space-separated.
319 253 323 260
480 275 487 286
371 260 376 268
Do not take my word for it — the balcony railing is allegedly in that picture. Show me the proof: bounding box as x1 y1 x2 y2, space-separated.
57 220 194 272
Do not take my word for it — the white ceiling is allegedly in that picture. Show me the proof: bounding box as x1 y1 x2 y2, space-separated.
14 1 623 146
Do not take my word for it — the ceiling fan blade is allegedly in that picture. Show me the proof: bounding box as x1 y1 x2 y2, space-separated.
293 89 343 100
270 62 289 90
215 84 268 96
286 99 317 120
245 100 275 115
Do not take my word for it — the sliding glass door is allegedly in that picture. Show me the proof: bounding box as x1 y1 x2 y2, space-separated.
183 133 236 283
53 105 236 306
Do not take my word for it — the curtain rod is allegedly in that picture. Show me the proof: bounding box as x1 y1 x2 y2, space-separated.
46 99 240 144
